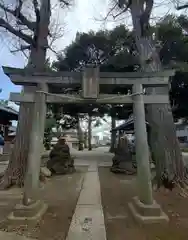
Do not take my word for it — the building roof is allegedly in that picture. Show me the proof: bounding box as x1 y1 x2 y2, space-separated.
174 119 188 126
112 117 186 132
9 125 17 132
0 105 18 121
111 116 149 132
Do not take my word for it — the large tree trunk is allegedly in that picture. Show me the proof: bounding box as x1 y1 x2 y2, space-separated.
0 0 51 189
88 115 92 151
130 1 185 186
109 117 116 153
0 101 33 189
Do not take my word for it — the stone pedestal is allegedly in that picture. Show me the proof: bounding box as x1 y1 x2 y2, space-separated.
128 196 169 224
7 200 48 223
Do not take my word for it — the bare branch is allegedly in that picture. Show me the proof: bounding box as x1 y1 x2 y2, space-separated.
32 0 40 23
59 0 72 7
59 0 71 6
0 2 36 31
118 0 126 8
140 0 154 36
113 2 130 19
0 18 34 44
176 3 188 10
10 44 30 53
48 45 58 55
105 2 118 20
118 0 132 9
17 0 23 13
103 0 131 20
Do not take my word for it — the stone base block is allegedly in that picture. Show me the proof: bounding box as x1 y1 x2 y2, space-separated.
7 200 48 223
128 196 169 224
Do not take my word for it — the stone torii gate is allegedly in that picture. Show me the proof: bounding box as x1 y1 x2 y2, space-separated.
4 66 174 223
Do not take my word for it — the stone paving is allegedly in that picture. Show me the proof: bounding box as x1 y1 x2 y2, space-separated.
66 161 106 240
66 147 111 239
0 147 188 239
0 147 111 240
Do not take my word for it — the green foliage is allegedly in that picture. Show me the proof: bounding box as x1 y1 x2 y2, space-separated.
52 15 188 122
177 15 188 34
53 25 138 72
52 25 138 123
181 147 188 152
156 15 188 68
0 100 9 106
170 71 188 120
156 15 188 119
44 117 57 150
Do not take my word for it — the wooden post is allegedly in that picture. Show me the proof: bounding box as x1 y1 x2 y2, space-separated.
132 83 153 205
23 84 47 205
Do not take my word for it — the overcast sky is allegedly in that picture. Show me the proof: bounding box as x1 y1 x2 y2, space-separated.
0 0 182 135
0 0 179 99
0 0 117 99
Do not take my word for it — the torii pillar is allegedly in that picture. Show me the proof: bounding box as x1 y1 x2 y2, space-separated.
128 82 169 224
8 84 48 223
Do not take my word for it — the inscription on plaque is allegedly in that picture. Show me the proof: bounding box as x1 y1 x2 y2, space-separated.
82 67 99 99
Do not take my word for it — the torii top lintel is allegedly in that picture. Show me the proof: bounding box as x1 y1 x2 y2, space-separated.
3 66 175 87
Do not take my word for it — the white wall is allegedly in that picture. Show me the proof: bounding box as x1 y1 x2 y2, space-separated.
176 128 188 138
176 125 188 147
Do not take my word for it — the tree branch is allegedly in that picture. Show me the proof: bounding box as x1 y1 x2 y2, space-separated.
0 2 35 31
113 4 129 18
118 0 131 8
113 0 132 19
0 18 34 44
59 0 71 6
140 0 154 36
176 3 188 10
32 0 40 23
10 45 30 53
17 0 23 13
178 15 188 34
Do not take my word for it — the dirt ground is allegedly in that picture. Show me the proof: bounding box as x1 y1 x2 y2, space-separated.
0 166 87 240
99 167 188 240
